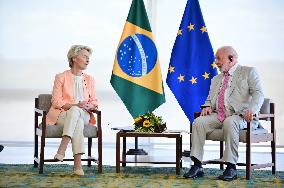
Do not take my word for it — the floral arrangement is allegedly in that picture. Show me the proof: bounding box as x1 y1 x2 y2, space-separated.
134 112 167 133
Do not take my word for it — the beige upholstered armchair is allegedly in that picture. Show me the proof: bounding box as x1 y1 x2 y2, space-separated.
190 98 276 180
33 94 102 173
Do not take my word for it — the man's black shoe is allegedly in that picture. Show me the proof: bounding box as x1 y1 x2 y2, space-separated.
218 167 237 181
183 165 204 179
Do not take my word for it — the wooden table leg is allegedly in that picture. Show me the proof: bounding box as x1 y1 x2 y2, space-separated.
122 136 126 167
176 136 181 175
116 132 120 173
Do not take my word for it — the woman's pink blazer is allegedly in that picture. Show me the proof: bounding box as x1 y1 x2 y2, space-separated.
46 70 98 125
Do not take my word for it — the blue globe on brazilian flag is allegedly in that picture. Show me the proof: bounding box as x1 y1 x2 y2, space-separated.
110 0 165 118
117 34 157 77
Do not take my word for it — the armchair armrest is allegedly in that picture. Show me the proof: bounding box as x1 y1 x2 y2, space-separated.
34 108 46 116
34 107 47 137
91 109 102 135
194 112 201 120
258 113 274 120
91 109 101 115
200 105 210 109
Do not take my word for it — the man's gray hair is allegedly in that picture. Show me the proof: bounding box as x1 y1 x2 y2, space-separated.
67 45 93 68
217 46 238 59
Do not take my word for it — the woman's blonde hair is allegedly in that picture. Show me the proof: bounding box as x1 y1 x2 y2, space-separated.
67 45 92 68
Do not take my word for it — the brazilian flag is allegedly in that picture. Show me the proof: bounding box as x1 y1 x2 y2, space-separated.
110 0 165 118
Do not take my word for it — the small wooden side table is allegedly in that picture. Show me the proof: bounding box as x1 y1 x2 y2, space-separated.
116 131 183 175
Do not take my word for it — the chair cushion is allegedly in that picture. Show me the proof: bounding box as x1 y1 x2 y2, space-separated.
39 124 97 138
207 128 268 143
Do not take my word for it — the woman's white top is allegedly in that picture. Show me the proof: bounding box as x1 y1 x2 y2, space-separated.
73 75 85 103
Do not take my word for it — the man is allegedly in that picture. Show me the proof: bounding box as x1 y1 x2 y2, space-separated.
183 46 264 181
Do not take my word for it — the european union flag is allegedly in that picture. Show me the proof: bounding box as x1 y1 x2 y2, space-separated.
166 0 218 123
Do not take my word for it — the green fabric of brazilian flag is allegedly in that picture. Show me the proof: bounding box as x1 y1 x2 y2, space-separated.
110 0 165 118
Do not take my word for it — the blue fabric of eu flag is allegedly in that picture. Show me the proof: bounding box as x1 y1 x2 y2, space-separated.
166 0 218 123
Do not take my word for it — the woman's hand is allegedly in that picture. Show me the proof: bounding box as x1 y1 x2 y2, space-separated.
78 101 98 111
62 103 75 111
78 101 88 109
62 101 98 111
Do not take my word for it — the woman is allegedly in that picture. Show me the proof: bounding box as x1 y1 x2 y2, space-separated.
46 45 98 176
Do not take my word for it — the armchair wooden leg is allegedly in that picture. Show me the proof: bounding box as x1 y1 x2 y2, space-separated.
246 142 251 180
98 135 102 173
88 138 92 167
271 113 276 175
220 141 224 170
272 140 276 174
34 103 39 168
180 135 183 168
176 136 181 175
34 132 39 168
39 136 45 174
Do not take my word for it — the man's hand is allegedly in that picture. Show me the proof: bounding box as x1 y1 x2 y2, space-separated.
201 107 213 116
244 109 254 122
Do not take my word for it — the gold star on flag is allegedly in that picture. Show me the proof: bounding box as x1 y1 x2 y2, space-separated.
177 29 182 36
202 72 210 79
177 74 185 82
190 76 197 84
200 26 207 33
168 66 175 73
211 62 218 69
187 23 194 31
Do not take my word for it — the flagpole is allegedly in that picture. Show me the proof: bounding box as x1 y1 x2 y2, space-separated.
166 0 218 158
111 0 164 156
147 0 157 35
127 0 157 155
125 0 155 156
